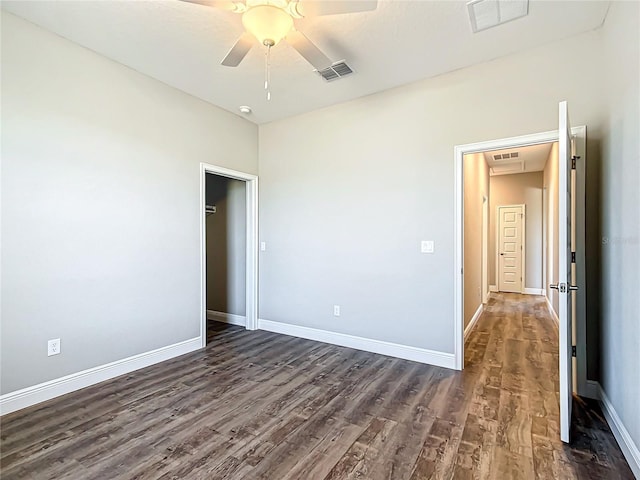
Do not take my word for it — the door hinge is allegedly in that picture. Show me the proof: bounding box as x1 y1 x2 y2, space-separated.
572 346 577 357
571 252 576 263
571 156 580 170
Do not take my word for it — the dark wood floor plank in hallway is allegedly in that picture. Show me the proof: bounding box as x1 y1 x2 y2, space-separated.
1 294 634 479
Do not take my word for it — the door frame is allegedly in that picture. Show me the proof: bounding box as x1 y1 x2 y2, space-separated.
496 204 526 294
454 127 590 400
200 163 259 347
482 196 489 304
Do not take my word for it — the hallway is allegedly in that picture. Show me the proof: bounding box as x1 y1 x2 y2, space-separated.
464 292 632 478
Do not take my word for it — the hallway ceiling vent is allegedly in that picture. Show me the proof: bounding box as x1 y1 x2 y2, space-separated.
493 152 519 161
467 0 529 33
316 61 354 82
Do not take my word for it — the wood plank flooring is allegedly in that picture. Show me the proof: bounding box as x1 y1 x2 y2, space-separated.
1 293 633 479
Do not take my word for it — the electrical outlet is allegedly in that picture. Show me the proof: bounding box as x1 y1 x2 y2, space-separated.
48 338 61 356
333 305 340 317
260 241 266 251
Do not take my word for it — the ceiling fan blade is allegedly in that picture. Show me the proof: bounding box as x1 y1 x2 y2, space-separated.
286 31 332 71
295 0 377 17
180 0 244 12
221 33 254 67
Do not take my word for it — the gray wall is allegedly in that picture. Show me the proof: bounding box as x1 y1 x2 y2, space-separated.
599 0 640 460
463 153 490 327
259 29 607 355
489 171 544 290
0 13 258 394
206 175 246 316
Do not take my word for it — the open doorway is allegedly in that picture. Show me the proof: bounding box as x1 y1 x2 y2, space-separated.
454 125 588 388
459 141 567 447
487 144 551 298
205 173 247 343
200 163 258 348
461 142 552 340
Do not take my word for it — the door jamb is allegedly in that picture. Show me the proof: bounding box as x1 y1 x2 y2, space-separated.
200 163 259 348
482 196 489 304
454 127 588 400
496 204 526 294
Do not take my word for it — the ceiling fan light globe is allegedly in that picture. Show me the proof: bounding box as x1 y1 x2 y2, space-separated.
241 5 294 46
245 0 288 8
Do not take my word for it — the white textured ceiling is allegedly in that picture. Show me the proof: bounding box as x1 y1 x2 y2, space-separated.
485 142 553 176
2 0 609 124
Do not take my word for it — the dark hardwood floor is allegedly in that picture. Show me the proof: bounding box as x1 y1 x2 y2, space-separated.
0 294 633 479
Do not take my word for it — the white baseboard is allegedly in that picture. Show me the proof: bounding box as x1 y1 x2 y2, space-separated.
464 304 483 340
545 296 559 326
523 288 544 295
207 310 246 327
597 383 640 478
490 286 544 295
258 319 455 370
0 337 201 416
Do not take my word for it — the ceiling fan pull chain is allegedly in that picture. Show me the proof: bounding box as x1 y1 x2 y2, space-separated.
264 47 268 91
268 45 272 95
264 43 272 101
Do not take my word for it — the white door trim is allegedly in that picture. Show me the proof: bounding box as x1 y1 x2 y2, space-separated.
482 196 489 304
496 204 526 294
200 163 259 348
572 126 588 401
454 127 587 390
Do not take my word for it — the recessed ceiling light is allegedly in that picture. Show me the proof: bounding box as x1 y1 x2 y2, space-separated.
239 106 252 114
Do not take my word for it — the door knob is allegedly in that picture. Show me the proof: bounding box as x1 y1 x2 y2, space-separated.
549 283 576 292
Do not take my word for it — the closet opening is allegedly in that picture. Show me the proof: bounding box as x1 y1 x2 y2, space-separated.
200 163 258 347
205 173 247 343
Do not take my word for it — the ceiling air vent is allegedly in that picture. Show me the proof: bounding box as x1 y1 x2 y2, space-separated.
493 152 519 161
467 0 529 33
316 61 353 82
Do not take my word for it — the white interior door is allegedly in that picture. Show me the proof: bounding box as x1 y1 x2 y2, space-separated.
554 100 575 443
498 205 523 293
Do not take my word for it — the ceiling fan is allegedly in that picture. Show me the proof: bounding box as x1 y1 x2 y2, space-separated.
181 0 377 72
